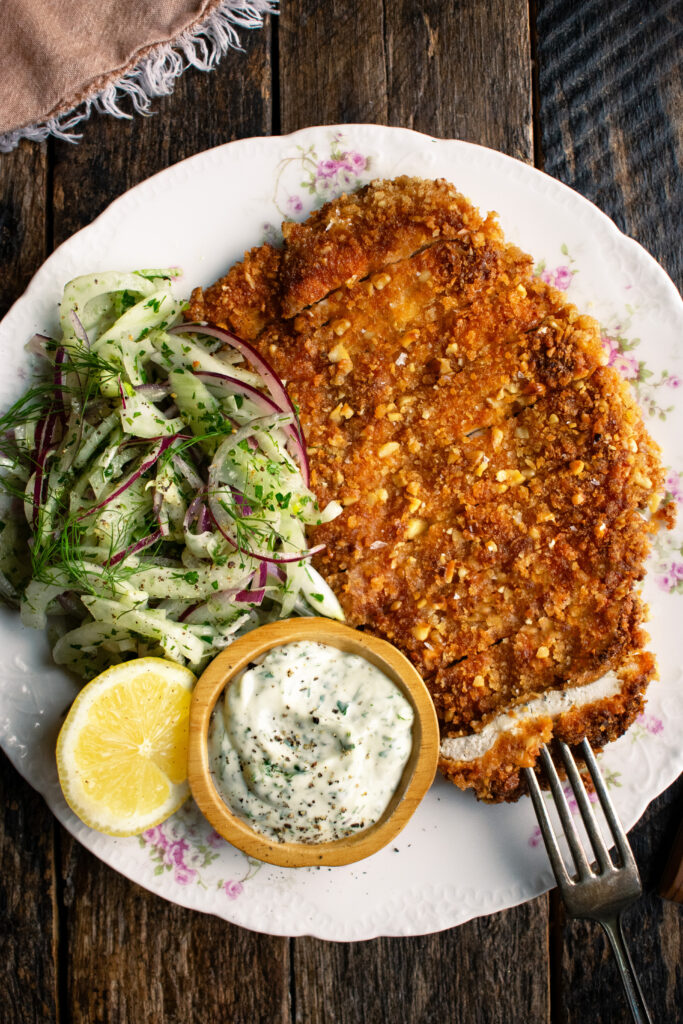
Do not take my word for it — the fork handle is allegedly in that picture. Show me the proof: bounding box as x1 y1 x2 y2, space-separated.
600 914 653 1024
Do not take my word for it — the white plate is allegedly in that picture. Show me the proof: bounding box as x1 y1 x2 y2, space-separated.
1 125 681 941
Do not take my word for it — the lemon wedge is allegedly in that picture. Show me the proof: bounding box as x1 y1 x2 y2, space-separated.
56 657 196 836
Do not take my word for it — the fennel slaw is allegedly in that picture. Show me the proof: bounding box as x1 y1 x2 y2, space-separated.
0 268 343 677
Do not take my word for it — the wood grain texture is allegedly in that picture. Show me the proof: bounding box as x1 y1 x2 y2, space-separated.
293 897 550 1024
278 0 388 131
536 0 683 290
0 755 59 1024
0 140 48 317
659 816 683 904
385 0 533 160
0 140 58 1024
553 778 683 1024
60 832 290 1024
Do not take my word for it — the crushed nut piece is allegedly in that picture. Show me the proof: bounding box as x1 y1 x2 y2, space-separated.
379 441 400 458
332 319 351 337
372 272 392 290
405 517 428 539
328 341 350 363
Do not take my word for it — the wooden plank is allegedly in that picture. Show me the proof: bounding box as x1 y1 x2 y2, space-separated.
536 0 682 289
537 3 682 1014
385 0 533 160
0 139 58 1024
0 140 49 317
50 32 290 1024
60 832 289 1024
552 778 683 1024
278 0 388 131
279 0 533 159
280 4 545 1022
0 755 59 1024
293 898 549 1024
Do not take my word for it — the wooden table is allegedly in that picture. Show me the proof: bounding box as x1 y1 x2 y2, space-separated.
1 2 681 1021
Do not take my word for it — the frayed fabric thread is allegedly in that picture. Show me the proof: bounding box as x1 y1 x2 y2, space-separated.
0 0 277 153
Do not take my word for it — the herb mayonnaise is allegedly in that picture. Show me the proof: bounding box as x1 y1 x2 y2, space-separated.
208 640 415 843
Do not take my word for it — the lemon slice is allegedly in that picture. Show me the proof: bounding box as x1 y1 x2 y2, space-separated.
56 657 196 836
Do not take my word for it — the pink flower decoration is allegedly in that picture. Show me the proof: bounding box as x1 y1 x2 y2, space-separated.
143 825 168 850
601 335 639 380
316 158 339 179
657 561 683 591
667 374 682 389
174 865 197 885
553 266 573 290
341 151 366 172
223 880 244 899
286 194 303 213
657 571 674 591
665 471 683 503
540 265 573 290
612 353 639 380
167 838 190 868
529 826 542 848
637 713 664 735
206 829 224 849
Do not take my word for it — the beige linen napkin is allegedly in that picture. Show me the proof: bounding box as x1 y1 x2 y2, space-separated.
1 0 275 151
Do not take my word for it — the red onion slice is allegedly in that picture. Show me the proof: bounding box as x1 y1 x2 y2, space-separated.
69 310 90 348
198 504 211 533
172 453 204 492
171 323 303 436
235 587 266 605
193 369 309 486
178 602 201 623
229 486 253 518
107 528 164 567
78 434 183 521
183 491 207 532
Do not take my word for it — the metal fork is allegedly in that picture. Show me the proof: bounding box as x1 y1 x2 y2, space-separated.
524 738 653 1024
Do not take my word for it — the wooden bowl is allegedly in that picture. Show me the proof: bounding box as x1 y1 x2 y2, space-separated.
187 618 439 867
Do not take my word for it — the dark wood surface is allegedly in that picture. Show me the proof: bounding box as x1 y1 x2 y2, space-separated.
1 1 681 1021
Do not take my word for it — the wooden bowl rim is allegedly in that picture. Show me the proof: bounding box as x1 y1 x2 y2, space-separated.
187 618 439 867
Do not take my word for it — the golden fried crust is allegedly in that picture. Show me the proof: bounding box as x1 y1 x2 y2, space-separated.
439 651 653 801
189 177 674 802
280 176 497 317
187 243 282 338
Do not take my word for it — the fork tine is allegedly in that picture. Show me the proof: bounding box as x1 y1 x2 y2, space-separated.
539 745 592 880
524 765 570 885
580 739 638 873
558 741 612 875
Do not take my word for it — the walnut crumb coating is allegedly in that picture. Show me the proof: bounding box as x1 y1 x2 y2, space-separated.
187 177 675 802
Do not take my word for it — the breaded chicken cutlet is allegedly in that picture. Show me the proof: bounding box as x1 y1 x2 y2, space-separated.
187 177 675 802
